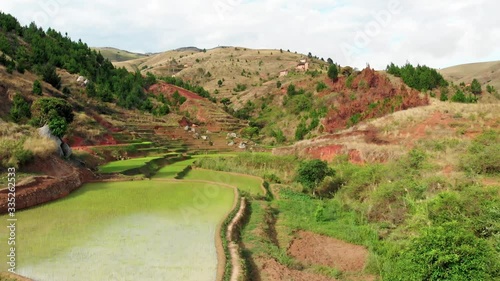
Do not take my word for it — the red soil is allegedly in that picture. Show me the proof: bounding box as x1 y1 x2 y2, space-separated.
323 67 429 133
306 145 345 162
149 82 204 100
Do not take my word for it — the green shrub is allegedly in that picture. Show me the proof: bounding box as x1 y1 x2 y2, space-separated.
33 79 42 95
316 81 327 92
460 130 500 175
346 75 354 88
10 93 31 123
296 159 335 193
388 222 499 281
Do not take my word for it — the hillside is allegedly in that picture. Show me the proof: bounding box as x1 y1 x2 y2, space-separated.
91 47 150 62
113 46 327 100
440 60 500 89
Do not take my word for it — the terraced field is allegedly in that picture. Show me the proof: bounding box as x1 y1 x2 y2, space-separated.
1 180 235 281
98 156 162 173
184 169 264 196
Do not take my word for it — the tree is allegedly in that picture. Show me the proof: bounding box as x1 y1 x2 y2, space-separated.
32 80 42 95
471 79 482 95
10 94 31 123
327 64 338 82
327 58 334 65
31 97 74 128
296 159 335 194
220 98 231 106
217 79 223 87
295 121 309 140
48 115 68 138
40 64 61 89
276 81 282 88
308 52 313 58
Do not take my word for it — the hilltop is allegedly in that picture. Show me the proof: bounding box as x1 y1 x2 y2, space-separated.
91 47 150 62
440 60 500 89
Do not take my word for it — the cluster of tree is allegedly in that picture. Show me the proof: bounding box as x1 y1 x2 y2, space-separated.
386 62 448 91
0 12 159 112
451 89 478 103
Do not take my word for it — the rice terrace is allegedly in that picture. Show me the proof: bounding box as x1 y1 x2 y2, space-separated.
1 3 500 281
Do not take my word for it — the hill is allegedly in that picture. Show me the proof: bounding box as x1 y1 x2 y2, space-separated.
440 60 500 90
92 47 149 62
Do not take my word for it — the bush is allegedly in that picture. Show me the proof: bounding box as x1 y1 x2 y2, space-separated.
233 83 247 92
263 173 282 184
346 75 354 88
31 97 74 126
48 115 68 138
316 176 342 198
271 129 286 144
39 64 61 89
296 159 335 194
327 64 338 81
389 222 499 281
471 78 482 95
316 81 327 92
461 130 500 175
10 94 31 123
32 80 42 95
295 121 309 141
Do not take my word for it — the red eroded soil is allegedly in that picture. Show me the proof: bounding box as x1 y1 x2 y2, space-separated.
0 156 95 213
306 145 345 162
323 67 429 133
348 149 364 164
258 258 338 281
149 82 204 100
288 231 369 273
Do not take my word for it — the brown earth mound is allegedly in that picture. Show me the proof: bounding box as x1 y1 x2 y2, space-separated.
288 231 368 272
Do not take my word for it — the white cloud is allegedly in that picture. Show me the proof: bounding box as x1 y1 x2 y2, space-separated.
1 0 499 69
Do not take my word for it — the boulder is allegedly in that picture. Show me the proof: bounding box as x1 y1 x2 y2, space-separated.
38 125 72 158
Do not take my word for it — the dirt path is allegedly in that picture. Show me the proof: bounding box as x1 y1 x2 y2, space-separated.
227 197 246 281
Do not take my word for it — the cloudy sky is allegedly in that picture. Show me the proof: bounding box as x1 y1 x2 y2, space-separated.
1 0 499 69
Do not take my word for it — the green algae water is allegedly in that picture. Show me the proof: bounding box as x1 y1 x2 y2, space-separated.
0 180 234 281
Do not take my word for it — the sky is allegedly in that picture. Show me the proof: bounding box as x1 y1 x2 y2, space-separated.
1 0 499 70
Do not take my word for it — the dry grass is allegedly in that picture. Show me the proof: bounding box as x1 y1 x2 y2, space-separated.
113 47 327 105
23 135 58 158
439 60 500 90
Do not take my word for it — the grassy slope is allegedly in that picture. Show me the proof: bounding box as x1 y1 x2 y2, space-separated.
113 47 327 103
92 47 149 62
440 60 500 89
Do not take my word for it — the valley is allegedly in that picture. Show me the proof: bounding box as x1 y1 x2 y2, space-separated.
0 11 499 281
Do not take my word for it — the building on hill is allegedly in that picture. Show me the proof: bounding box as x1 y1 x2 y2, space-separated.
279 70 289 77
296 59 309 71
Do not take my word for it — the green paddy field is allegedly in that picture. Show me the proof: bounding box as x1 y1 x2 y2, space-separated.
0 180 234 280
